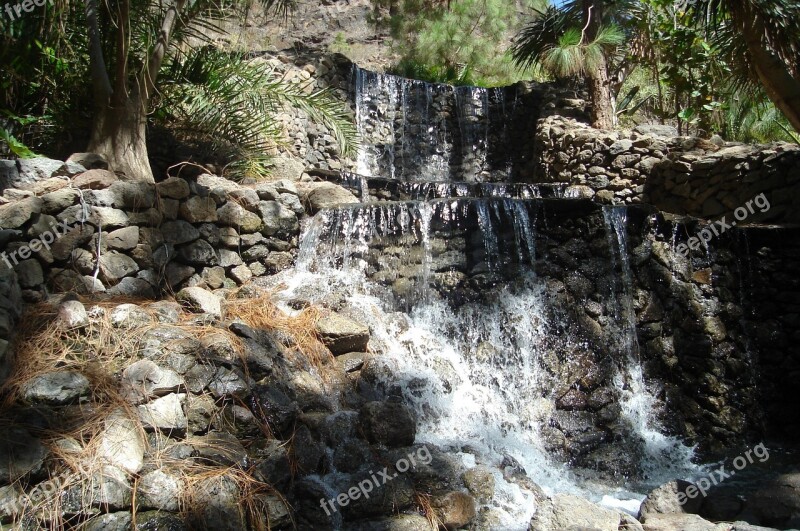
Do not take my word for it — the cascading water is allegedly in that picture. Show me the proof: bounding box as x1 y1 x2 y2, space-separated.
352 66 522 182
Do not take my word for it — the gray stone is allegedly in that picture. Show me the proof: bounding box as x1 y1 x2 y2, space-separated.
201 266 226 289
176 286 221 318
99 251 139 283
66 153 108 170
161 220 200 245
106 226 139 250
51 224 94 261
108 181 156 209
217 201 262 232
305 181 359 213
122 360 184 403
63 465 131 512
192 432 248 468
108 305 149 331
0 196 42 228
258 200 299 236
640 513 723 530
82 512 132 531
254 182 279 200
316 312 370 354
41 187 79 213
17 157 63 183
0 160 20 190
0 429 48 482
359 401 416 447
634 124 679 137
609 139 633 155
137 392 188 433
14 258 43 287
180 195 218 222
157 177 191 199
432 491 477 530
148 300 182 323
58 299 88 328
208 366 248 398
227 188 260 210
219 249 244 267
137 469 181 511
166 262 196 288
97 409 145 473
229 264 252 284
463 466 495 504
531 493 632 531
106 277 155 298
127 208 162 226
21 370 90 405
178 239 219 266
187 474 244 531
269 155 305 182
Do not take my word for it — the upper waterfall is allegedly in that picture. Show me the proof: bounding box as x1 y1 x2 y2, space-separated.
352 66 536 182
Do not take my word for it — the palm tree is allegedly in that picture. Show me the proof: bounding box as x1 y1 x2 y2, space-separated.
512 1 628 129
687 0 800 133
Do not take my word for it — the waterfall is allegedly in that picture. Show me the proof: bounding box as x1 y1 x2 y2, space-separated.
352 66 517 181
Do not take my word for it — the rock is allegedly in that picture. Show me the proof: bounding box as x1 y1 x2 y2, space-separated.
610 139 634 155
531 493 630 531
16 157 63 183
161 220 201 245
0 429 48 482
335 351 369 372
462 466 495 504
359 401 416 447
217 201 262 233
98 251 139 283
639 480 704 519
191 432 248 468
186 474 245 531
72 169 118 189
180 196 218 222
634 124 679 137
67 153 108 170
41 187 80 213
219 249 244 267
14 258 44 288
249 384 299 436
97 409 145 473
258 200 299 236
0 196 42 228
82 512 132 531
148 300 182 323
106 226 139 250
166 262 196 288
201 266 226 289
106 181 156 209
122 360 183 403
51 224 95 261
229 264 253 284
157 176 191 199
305 181 359 213
269 155 305 182
640 513 726 531
58 299 89 328
137 393 188 434
63 465 131 512
137 469 181 511
176 286 221 318
21 370 90 405
106 277 155 298
432 491 477 530
0 160 19 190
178 239 219 266
208 366 248 398
316 312 370 354
110 303 151 328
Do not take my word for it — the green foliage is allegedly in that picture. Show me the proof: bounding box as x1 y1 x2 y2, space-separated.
386 0 548 87
156 47 357 178
539 25 624 78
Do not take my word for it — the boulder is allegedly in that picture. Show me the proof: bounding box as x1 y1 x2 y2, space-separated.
305 181 359 213
639 479 703 520
268 155 305 182
21 370 90 405
531 493 634 531
161 220 200 245
157 176 191 199
67 153 108 170
137 393 188 433
97 409 145 473
176 286 222 318
0 196 42 228
180 196 218 222
432 491 477 530
315 312 370 354
16 157 64 183
0 428 48 482
137 469 181 511
217 201 262 233
641 513 727 531
178 239 219 266
122 359 183 403
72 169 118 189
99 251 139 283
58 299 89 328
359 401 416 447
106 226 139 250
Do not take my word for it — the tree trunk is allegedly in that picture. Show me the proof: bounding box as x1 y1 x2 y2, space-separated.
588 55 615 130
87 94 154 182
737 15 800 133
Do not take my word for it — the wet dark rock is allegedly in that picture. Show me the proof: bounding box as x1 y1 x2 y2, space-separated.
249 384 299 436
359 401 416 447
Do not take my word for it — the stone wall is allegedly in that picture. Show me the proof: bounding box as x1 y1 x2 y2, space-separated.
532 116 800 223
0 162 309 302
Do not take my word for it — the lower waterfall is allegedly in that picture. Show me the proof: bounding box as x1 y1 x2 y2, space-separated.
271 197 707 528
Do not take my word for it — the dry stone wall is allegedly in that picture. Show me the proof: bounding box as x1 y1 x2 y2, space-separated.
0 162 311 302
533 116 800 223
